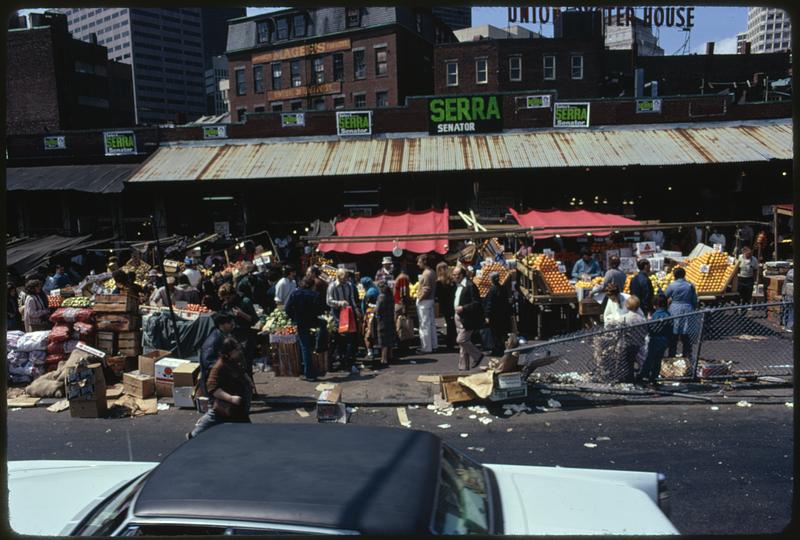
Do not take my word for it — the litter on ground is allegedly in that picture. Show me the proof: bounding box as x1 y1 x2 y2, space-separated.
467 447 485 452
460 433 469 438
506 428 513 432
437 424 451 429
396 407 411 428
584 443 598 448
710 406 720 411
296 408 310 418
479 417 493 425
786 402 794 408
596 436 611 442
156 403 169 411
547 399 562 409
736 400 753 408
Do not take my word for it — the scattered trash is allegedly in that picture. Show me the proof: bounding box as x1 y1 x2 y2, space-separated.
426 404 437 411
671 382 681 387
479 417 493 425
157 403 170 411
46 399 70 413
65 442 73 447
346 407 357 414
296 408 310 418
469 414 477 419
460 433 469 438
315 383 336 392
467 446 485 452
408 405 420 409
584 443 597 448
506 428 513 432
785 402 794 408
502 403 532 414
504 410 513 416
409 360 417 364
467 405 490 415
10 408 21 412
396 407 411 428
540 389 550 394
547 399 562 409
596 436 611 442
737 334 767 341
710 406 720 411
105 429 112 433
437 424 451 429
736 400 753 408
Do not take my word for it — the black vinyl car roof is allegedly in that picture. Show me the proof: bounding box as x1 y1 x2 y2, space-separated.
133 423 443 535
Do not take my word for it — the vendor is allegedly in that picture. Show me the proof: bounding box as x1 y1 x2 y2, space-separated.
601 255 627 293
571 248 601 280
375 256 394 284
736 246 759 305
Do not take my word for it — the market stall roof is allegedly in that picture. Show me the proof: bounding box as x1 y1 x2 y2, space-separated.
6 164 138 193
126 118 791 183
317 209 449 255
6 235 115 276
509 208 641 238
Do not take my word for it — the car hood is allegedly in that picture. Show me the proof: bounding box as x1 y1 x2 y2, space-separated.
486 464 679 535
8 460 158 536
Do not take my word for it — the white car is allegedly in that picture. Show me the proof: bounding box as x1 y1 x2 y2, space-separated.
9 424 678 536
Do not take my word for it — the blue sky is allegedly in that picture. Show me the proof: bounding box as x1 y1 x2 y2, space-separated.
18 6 753 55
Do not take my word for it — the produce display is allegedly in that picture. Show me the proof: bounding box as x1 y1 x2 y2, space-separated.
473 262 511 297
651 272 674 293
575 276 604 289
272 326 297 336
522 254 574 295
262 309 292 333
184 304 211 313
357 283 366 300
684 252 736 295
623 274 634 294
62 296 92 308
320 265 338 280
409 282 420 298
48 296 64 309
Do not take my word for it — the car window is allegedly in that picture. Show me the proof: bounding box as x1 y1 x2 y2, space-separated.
74 474 149 536
122 524 315 535
433 445 490 534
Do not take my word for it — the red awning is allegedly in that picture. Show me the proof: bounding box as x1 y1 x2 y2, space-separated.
509 208 641 238
317 209 450 255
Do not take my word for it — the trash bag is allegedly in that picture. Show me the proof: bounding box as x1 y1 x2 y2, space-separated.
6 330 25 350
49 307 93 325
15 331 51 352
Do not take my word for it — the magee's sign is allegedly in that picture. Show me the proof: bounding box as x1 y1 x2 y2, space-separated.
428 95 503 135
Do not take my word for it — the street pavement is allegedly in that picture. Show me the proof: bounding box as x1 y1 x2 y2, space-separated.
6 398 794 535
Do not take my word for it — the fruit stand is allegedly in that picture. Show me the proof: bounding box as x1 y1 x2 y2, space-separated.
516 254 579 339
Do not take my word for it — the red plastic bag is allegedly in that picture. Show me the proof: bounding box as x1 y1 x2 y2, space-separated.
50 307 93 325
338 305 357 334
48 325 72 343
73 322 95 337
44 353 67 367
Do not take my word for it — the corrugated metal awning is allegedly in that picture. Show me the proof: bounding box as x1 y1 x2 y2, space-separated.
7 164 138 193
127 119 793 183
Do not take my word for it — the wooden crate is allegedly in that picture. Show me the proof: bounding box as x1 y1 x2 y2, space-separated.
117 331 142 356
272 342 301 377
106 356 137 378
93 294 138 314
96 331 117 355
312 351 328 377
96 314 139 332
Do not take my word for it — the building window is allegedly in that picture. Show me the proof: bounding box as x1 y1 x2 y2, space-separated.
291 60 302 87
333 95 345 109
313 57 325 84
235 67 246 95
376 91 388 107
253 64 264 93
333 53 344 81
276 17 289 40
571 55 583 80
375 47 388 77
475 58 488 84
353 50 366 79
509 56 522 81
293 14 306 38
290 100 303 110
257 21 269 43
272 62 282 90
354 93 366 108
543 55 556 80
313 97 325 110
236 107 246 121
446 61 458 86
346 7 360 28
271 101 283 112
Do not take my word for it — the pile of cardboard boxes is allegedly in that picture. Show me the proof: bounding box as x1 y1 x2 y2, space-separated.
66 345 108 418
123 349 198 409
93 294 142 380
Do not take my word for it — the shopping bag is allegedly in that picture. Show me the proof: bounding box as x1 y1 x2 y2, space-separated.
338 305 357 334
396 314 414 342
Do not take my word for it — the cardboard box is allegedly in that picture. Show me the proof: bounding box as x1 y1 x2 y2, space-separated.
495 372 524 390
138 349 172 377
123 371 155 399
106 356 136 377
156 381 174 398
66 362 106 401
172 362 199 388
440 375 478 403
316 385 346 423
173 385 195 408
69 398 107 418
635 241 657 256
155 358 190 383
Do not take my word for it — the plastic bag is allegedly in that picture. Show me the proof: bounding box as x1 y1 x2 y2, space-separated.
15 331 51 352
47 339 79 355
73 322 95 337
49 307 93 325
48 324 72 343
6 330 25 350
29 350 47 365
338 305 357 334
7 349 30 367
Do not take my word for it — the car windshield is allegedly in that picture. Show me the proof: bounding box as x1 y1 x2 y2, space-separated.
433 445 491 534
73 473 149 536
121 524 312 535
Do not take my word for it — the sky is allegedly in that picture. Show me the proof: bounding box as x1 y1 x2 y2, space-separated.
18 6 753 55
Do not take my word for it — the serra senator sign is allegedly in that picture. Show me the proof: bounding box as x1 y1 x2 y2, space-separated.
428 95 503 135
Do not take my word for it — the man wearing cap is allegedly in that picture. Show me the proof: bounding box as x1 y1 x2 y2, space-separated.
375 257 394 284
149 276 177 306
571 248 601 280
183 257 203 288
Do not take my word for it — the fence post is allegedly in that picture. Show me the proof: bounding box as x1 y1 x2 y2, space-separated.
690 310 707 382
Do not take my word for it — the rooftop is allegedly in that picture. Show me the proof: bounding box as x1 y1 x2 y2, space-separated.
133 423 442 535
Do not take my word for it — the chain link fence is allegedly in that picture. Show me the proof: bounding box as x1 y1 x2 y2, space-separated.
512 301 793 386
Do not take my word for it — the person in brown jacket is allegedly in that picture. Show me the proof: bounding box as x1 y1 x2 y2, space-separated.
187 337 253 439
415 254 438 354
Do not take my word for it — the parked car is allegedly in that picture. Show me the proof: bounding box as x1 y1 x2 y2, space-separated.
9 423 678 535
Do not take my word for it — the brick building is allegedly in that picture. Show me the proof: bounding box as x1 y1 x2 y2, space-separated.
224 7 455 118
6 11 134 135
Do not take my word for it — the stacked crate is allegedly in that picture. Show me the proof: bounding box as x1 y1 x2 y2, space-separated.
92 294 141 382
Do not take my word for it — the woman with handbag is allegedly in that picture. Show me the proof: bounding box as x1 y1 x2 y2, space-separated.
187 337 254 439
22 280 51 333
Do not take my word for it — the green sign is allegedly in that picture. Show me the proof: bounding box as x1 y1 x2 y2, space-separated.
427 95 503 135
553 102 590 128
103 131 137 155
44 135 66 150
336 111 372 136
636 98 662 114
281 112 305 127
202 125 228 139
525 95 551 109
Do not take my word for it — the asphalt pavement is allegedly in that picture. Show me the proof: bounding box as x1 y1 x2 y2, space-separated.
6 399 794 535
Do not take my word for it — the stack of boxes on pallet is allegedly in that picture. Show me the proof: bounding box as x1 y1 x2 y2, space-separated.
93 294 141 382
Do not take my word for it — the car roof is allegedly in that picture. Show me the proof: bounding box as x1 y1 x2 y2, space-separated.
133 423 443 535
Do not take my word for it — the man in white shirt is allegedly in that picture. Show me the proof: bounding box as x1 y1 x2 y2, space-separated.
274 266 297 306
182 258 203 288
709 229 726 250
